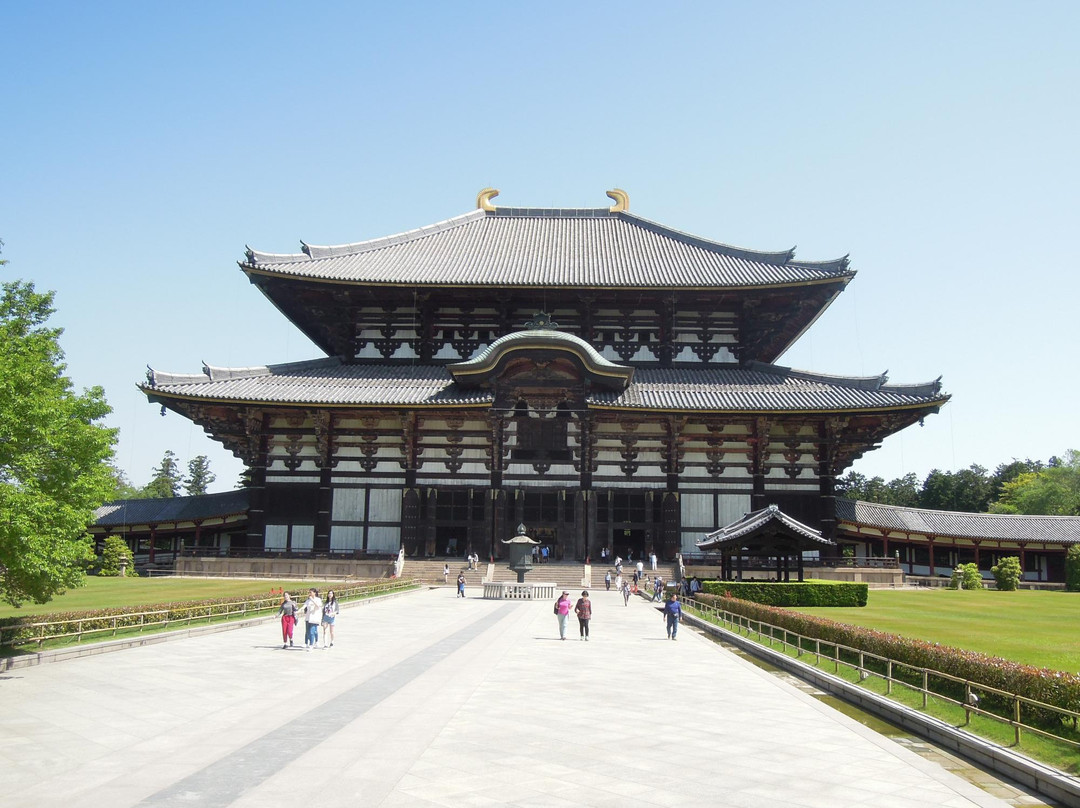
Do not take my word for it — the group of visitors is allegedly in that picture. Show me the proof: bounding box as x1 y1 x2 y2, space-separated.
554 587 681 640
277 588 339 650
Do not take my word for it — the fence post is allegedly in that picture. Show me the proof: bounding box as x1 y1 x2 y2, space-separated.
963 683 972 726
77 619 83 644
1014 697 1021 746
834 644 839 674
886 660 893 695
815 639 820 665
922 670 928 709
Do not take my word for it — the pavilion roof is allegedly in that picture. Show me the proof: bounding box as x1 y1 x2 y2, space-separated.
143 357 946 413
242 207 853 291
697 504 834 550
835 499 1080 544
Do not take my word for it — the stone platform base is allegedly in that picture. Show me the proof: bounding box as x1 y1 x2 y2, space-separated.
482 581 557 599
175 556 394 580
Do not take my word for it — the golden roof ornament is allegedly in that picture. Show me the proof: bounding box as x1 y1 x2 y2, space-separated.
606 188 629 212
476 188 500 211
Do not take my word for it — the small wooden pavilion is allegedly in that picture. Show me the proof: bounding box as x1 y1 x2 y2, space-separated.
697 504 834 582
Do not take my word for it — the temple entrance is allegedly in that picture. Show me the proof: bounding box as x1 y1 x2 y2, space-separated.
613 528 648 564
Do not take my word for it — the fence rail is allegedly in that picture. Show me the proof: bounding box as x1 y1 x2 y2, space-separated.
0 578 418 651
685 597 1080 752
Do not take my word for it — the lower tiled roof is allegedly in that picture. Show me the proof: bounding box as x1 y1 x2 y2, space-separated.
835 499 1080 544
699 504 832 549
93 490 251 528
143 358 946 413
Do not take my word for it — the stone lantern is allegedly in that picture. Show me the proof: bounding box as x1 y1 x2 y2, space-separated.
502 523 540 583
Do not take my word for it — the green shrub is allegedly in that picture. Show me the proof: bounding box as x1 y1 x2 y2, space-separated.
949 563 982 590
1066 546 1080 592
699 580 867 607
991 556 1022 591
99 536 138 577
691 592 1080 722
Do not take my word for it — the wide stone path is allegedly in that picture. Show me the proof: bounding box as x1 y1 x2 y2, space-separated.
0 587 1019 807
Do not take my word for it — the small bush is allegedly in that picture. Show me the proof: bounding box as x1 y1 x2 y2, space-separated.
699 580 867 607
99 536 138 577
1066 546 1080 592
991 556 1022 591
949 563 983 590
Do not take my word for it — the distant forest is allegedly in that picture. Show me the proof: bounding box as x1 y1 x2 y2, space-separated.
837 450 1080 516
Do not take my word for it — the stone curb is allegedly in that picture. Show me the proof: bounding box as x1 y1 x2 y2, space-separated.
0 585 421 673
682 610 1080 808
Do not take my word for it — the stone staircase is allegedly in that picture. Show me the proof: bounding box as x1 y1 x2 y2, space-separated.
401 557 678 593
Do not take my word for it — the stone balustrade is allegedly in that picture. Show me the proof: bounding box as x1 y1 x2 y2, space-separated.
482 581 557 600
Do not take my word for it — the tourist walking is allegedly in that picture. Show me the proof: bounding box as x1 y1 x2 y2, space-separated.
574 590 592 641
621 580 631 606
652 576 664 602
554 590 573 639
457 571 467 598
604 571 612 591
636 560 644 582
300 588 323 651
650 551 657 571
663 593 682 640
443 563 449 583
321 590 339 647
277 592 297 649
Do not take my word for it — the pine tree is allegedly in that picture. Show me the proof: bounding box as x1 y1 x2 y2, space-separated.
184 455 216 495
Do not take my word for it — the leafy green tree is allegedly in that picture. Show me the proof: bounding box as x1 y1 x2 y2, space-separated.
1066 545 1080 592
991 556 1022 591
98 535 137 577
989 458 1043 503
0 245 117 605
183 455 216 496
142 449 183 498
989 450 1080 515
949 562 982 590
107 463 142 499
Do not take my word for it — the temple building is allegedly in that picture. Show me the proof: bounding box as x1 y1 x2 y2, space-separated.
140 189 949 563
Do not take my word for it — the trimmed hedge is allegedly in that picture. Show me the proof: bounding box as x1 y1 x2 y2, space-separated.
692 592 1080 722
0 579 417 648
700 580 868 607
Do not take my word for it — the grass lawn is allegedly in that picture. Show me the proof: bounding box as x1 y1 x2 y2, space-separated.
794 588 1080 673
0 576 348 620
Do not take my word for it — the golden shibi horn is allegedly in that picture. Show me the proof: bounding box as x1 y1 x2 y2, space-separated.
606 188 629 212
476 188 500 211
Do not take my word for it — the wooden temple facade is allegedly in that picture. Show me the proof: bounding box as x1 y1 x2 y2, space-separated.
141 190 948 563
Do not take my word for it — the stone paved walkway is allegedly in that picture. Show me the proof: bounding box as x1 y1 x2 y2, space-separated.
0 587 1031 807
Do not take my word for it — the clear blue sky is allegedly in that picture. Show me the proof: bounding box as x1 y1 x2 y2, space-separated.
3 1 1077 493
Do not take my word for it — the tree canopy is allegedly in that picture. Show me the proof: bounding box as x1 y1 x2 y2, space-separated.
0 247 118 605
838 454 1075 516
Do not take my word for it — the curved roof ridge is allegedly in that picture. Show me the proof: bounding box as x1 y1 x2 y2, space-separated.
747 360 888 390
244 209 487 266
619 211 852 272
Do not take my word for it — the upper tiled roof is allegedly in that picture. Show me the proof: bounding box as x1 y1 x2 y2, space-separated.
143 357 945 413
835 499 1080 544
242 207 853 290
93 490 251 528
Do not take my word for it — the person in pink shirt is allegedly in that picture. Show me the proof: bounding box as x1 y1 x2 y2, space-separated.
554 591 574 640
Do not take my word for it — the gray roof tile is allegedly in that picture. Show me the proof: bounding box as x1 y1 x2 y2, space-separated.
243 208 853 289
835 499 1080 544
143 358 945 412
93 490 251 527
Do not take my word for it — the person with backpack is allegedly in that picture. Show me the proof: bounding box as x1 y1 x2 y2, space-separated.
663 593 682 640
554 591 573 640
300 588 323 651
457 571 467 598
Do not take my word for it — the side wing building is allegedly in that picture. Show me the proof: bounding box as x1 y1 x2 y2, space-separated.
141 190 948 562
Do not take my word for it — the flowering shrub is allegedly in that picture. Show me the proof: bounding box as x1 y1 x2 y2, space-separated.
0 579 417 647
692 592 1080 722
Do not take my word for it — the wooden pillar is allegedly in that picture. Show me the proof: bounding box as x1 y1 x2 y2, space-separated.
148 525 157 564
401 488 421 557
751 418 769 511
928 537 936 578
797 551 804 582
662 492 680 562
973 540 981 570
315 466 333 553
1018 543 1027 579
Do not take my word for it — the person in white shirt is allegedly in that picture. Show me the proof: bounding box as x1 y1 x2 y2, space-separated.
300 588 323 651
